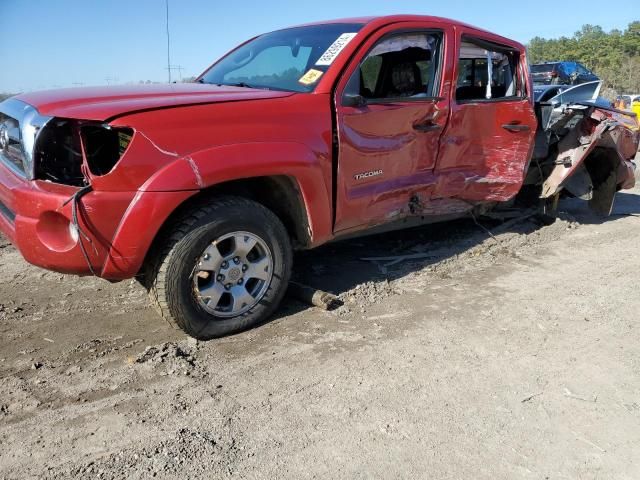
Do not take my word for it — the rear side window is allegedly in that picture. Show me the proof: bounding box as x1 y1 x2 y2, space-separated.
456 37 524 102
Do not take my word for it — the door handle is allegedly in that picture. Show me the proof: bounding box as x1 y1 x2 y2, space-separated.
502 123 530 132
413 122 442 133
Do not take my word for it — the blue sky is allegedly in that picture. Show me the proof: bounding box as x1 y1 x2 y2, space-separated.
1 0 637 92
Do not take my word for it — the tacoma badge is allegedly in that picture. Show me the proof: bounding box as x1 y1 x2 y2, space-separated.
354 170 383 181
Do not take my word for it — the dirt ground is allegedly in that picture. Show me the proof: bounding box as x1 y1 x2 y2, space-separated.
1 185 640 479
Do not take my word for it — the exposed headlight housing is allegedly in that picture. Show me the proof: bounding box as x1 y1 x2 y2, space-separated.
33 120 133 186
80 124 133 176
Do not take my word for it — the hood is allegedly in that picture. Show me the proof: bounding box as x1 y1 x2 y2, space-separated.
15 83 295 122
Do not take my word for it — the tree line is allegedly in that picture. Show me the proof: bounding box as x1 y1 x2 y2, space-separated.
528 22 640 95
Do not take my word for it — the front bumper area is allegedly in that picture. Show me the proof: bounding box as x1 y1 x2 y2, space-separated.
0 159 198 280
0 160 135 277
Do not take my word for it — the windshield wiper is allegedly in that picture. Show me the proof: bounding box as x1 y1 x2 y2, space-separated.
224 82 252 88
217 82 272 91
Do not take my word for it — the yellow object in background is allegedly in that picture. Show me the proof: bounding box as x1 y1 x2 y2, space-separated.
632 100 640 119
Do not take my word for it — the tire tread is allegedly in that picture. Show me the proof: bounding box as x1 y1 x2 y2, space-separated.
145 196 291 338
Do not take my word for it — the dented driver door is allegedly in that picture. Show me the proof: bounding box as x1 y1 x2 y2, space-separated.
333 23 453 233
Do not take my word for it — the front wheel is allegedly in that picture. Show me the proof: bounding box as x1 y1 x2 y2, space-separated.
145 196 292 340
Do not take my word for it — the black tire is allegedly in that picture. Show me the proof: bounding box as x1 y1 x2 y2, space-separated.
145 196 292 340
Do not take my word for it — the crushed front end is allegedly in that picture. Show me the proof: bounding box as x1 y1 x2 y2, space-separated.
0 98 136 276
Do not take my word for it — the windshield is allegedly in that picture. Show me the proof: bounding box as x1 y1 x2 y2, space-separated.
199 23 363 93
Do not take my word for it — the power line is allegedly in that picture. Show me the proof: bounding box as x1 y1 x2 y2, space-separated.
166 65 184 82
166 0 171 83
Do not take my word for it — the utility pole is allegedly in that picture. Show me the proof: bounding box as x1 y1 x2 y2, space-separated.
166 0 171 83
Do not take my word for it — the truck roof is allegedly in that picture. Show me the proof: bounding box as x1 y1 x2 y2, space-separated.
290 15 524 51
294 14 482 29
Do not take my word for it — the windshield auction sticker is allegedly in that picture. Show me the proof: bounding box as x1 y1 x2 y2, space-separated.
299 69 324 85
316 33 358 66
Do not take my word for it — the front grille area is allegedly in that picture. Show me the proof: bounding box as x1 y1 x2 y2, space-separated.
0 98 53 179
0 111 26 175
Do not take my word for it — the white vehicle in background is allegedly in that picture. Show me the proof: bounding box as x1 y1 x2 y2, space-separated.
617 94 640 110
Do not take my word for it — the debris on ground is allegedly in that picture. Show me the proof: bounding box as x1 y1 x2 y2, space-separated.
1 191 639 478
135 341 203 377
288 281 343 310
59 428 238 480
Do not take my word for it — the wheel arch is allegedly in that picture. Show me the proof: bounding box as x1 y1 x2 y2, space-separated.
102 141 334 280
153 175 313 250
103 175 316 281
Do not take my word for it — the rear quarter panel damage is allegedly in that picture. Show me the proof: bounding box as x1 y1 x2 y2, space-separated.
541 107 639 214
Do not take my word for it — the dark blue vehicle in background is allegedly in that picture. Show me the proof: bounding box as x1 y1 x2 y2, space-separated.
531 61 599 85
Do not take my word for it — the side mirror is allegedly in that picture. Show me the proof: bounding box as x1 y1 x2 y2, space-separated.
343 94 367 108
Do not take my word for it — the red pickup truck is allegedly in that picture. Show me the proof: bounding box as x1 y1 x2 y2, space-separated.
1 16 637 339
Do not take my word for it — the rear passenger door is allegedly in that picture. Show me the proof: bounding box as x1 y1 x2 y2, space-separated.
434 32 537 203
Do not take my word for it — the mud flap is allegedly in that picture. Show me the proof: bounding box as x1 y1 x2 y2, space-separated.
562 163 593 201
589 169 617 216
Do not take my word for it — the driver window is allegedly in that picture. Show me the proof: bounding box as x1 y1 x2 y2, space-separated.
346 32 442 101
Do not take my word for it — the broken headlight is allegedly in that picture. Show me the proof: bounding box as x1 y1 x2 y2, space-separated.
34 120 133 186
34 119 85 186
80 124 133 176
